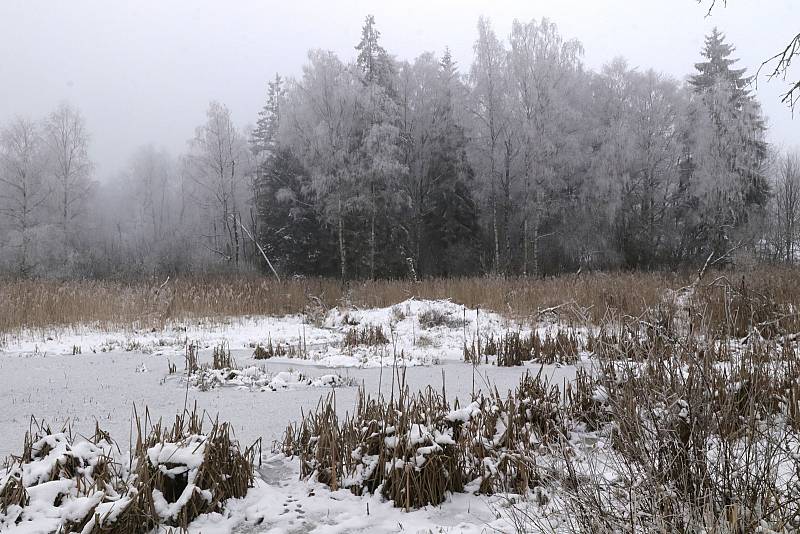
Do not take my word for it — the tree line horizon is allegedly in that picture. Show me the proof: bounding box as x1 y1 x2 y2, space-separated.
0 16 798 280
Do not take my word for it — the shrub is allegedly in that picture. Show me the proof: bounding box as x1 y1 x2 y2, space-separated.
418 308 463 329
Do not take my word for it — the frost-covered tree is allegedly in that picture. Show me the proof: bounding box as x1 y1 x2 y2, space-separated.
255 146 335 275
281 50 366 280
425 51 482 276
250 74 286 261
699 1 799 110
687 29 769 255
397 54 444 275
508 18 583 274
354 15 403 278
468 17 507 272
355 15 395 93
96 145 192 274
595 65 687 267
43 103 92 245
397 51 481 277
129 145 174 243
186 101 252 267
0 118 49 274
771 150 800 263
251 74 285 162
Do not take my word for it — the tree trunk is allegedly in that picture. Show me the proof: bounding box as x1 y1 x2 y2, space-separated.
490 139 500 273
523 218 528 277
532 214 539 278
62 183 68 253
491 183 499 274
415 207 422 277
230 161 239 266
233 211 240 267
338 195 347 281
503 201 511 274
503 143 511 274
20 181 28 275
522 146 531 277
370 182 376 280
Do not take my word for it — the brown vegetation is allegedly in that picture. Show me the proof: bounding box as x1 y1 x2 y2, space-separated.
343 324 390 347
281 367 565 510
483 329 580 367
279 269 800 530
2 267 795 336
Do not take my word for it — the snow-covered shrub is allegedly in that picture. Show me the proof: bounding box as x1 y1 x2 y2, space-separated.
0 421 129 533
0 409 258 533
281 368 567 510
558 333 800 533
418 307 463 329
134 410 256 528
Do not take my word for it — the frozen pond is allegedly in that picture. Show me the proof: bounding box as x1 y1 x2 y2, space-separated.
0 347 579 459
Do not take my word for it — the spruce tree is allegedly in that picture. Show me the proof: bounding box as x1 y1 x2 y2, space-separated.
250 74 285 270
690 28 750 98
255 147 336 276
354 14 403 278
355 15 394 91
421 51 482 276
251 74 284 160
688 28 768 253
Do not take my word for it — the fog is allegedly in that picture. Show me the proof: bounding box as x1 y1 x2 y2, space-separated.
1 0 796 178
0 0 797 279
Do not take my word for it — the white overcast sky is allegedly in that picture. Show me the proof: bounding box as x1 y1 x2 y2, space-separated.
0 0 796 178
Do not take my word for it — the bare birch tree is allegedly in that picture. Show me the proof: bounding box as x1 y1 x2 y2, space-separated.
773 151 800 262
43 102 92 247
469 17 506 273
186 101 251 266
0 118 49 274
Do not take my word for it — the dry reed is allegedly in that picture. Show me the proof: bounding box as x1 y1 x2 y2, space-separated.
0 407 258 533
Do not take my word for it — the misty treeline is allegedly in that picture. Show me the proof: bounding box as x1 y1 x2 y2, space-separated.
1 17 798 280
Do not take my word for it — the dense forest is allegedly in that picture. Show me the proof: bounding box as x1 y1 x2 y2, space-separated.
1 17 797 279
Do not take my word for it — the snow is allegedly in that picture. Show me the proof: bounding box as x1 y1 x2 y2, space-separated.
0 354 577 532
0 298 586 533
445 401 482 423
185 454 534 534
147 435 207 469
0 426 123 533
0 298 547 368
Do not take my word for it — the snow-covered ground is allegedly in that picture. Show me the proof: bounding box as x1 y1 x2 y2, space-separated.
0 299 584 533
0 358 575 532
0 298 542 367
189 454 533 534
5 296 797 533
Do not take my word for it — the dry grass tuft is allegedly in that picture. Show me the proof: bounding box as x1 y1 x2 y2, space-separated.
212 342 235 370
554 301 800 532
418 308 464 329
483 330 580 367
185 342 199 374
252 338 298 359
343 324 389 347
